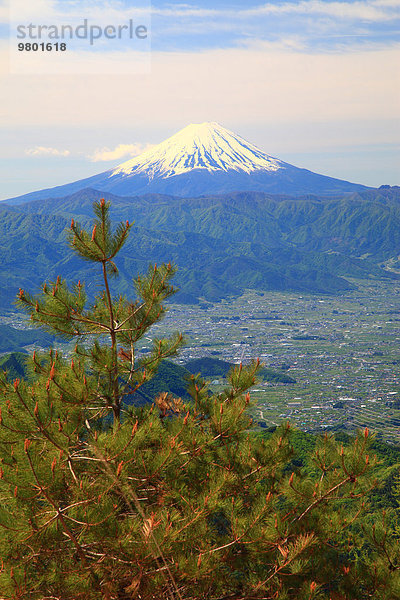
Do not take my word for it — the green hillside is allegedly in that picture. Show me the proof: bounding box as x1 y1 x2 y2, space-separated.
184 357 296 384
184 357 232 377
0 352 28 381
0 323 55 353
0 353 190 407
1 186 400 308
124 360 193 407
258 366 296 384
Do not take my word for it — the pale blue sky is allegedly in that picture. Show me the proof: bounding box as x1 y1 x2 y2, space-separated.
0 0 399 199
151 0 400 52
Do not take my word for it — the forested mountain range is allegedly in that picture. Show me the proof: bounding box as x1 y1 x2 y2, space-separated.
1 186 399 309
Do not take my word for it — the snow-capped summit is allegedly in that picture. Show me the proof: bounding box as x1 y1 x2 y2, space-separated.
6 122 368 205
110 122 284 180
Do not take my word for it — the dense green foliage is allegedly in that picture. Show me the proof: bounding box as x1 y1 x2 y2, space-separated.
258 366 296 384
0 352 28 381
184 356 233 377
126 360 193 406
264 428 400 512
185 356 296 383
0 200 399 600
1 187 400 308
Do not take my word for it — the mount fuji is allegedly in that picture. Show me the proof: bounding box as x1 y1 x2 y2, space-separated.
7 122 368 204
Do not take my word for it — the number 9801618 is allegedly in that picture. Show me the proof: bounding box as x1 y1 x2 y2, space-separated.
17 42 67 51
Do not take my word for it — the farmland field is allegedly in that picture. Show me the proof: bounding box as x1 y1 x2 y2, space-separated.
151 279 400 442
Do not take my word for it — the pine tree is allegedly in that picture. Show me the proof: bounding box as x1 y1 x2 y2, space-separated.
0 199 399 599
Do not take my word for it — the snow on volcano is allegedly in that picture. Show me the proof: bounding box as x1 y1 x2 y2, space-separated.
110 122 284 180
5 122 368 205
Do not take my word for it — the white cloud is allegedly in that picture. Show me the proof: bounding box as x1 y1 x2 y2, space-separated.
6 0 398 29
374 0 400 7
152 6 217 18
243 0 399 21
88 142 153 162
25 146 71 157
8 0 150 29
152 0 399 22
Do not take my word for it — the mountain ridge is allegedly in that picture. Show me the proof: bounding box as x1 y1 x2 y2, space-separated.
4 122 370 205
1 187 399 310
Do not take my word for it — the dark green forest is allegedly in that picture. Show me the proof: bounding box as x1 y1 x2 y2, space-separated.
1 186 400 308
184 357 296 384
0 199 399 599
0 324 54 353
